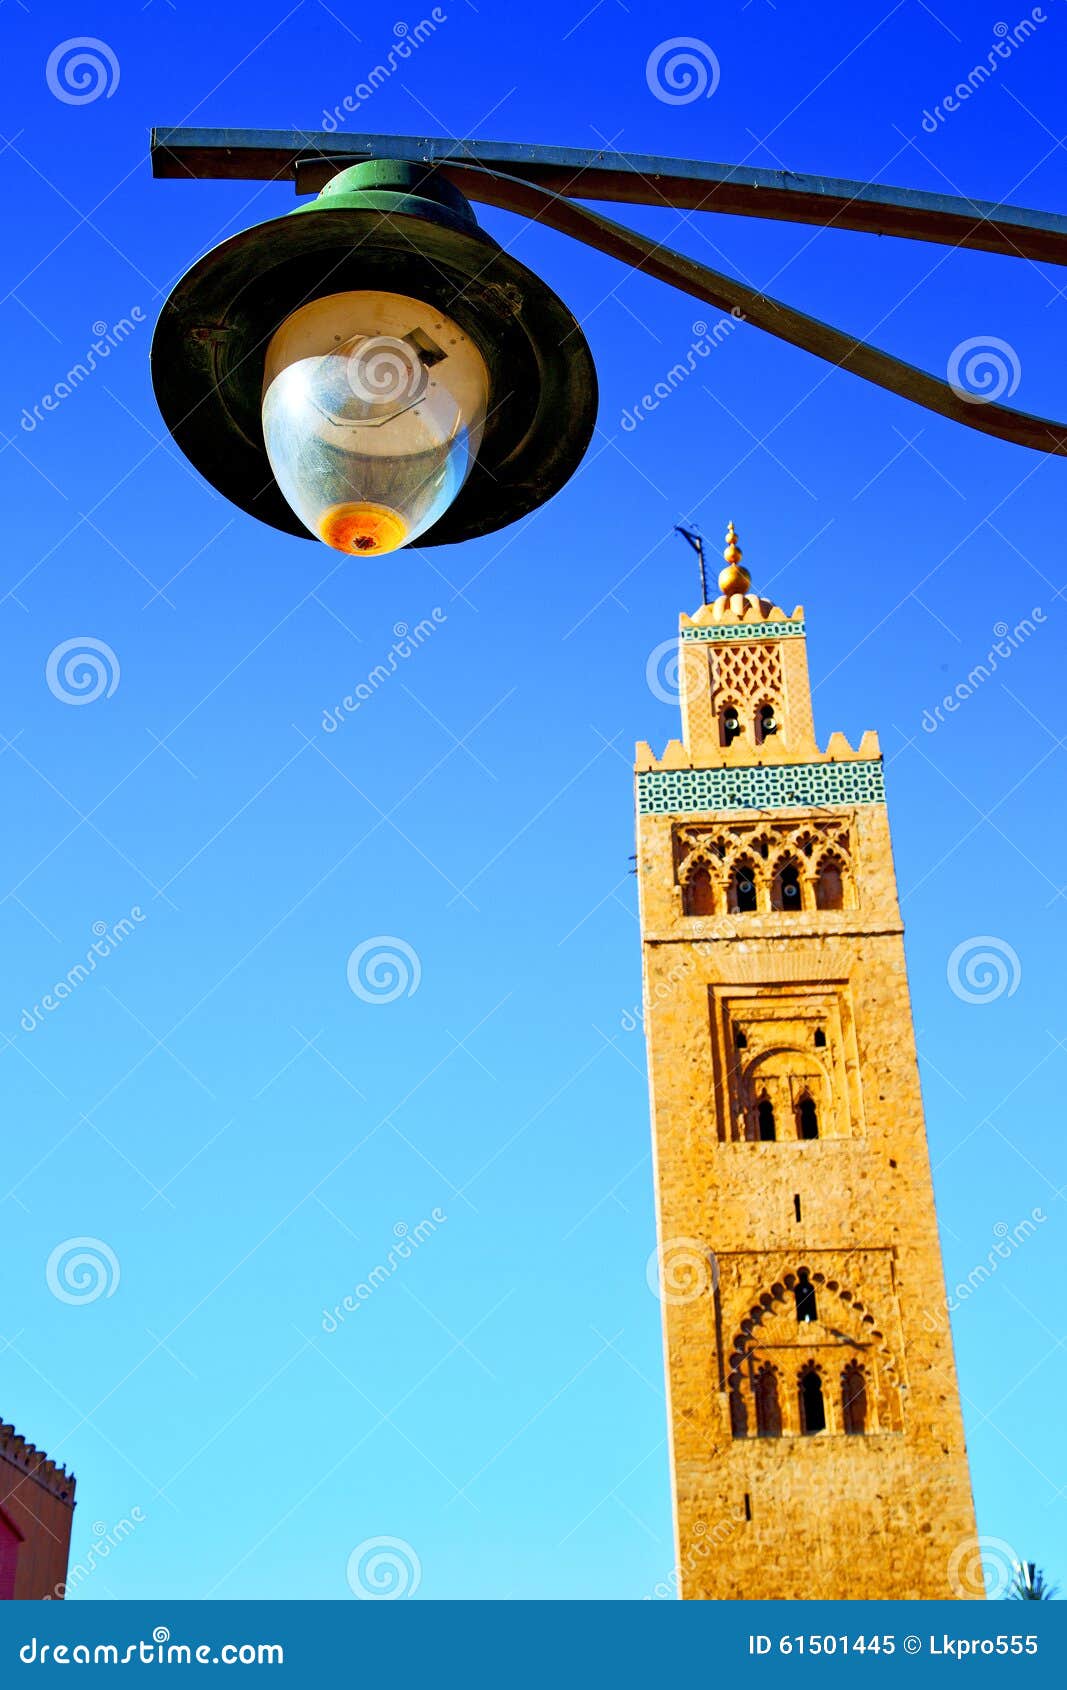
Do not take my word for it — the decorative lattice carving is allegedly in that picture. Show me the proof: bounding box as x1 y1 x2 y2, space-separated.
712 640 783 710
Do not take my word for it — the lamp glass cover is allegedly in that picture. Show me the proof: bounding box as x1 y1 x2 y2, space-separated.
262 291 489 556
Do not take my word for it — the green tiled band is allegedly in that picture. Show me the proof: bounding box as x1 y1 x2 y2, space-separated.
636 759 885 814
680 621 806 642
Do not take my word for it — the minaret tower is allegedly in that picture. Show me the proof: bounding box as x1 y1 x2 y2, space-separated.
636 525 981 1599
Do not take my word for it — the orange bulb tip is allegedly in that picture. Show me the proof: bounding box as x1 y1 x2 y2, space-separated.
318 502 408 556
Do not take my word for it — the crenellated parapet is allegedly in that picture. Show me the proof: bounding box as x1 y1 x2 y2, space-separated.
0 1421 76 1505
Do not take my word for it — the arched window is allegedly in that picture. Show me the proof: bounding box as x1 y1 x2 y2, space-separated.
772 860 802 912
754 702 778 744
728 862 758 913
720 702 742 747
683 860 716 915
754 1364 782 1437
729 1385 748 1439
797 1095 819 1140
799 1367 826 1434
794 1270 817 1323
841 1363 868 1435
815 857 845 911
814 1028 826 1048
757 1098 776 1142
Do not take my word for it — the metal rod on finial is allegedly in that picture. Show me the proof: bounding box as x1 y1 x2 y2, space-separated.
674 526 708 605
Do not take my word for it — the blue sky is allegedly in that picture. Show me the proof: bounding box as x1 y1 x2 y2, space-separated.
1 0 1064 1600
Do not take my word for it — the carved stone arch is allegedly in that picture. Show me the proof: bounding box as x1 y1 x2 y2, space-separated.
739 1045 828 1141
727 853 760 914
726 1269 903 1437
814 848 849 911
718 696 743 747
678 849 718 915
770 850 804 912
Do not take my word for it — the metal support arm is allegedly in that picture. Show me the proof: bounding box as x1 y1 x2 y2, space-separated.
150 128 1067 456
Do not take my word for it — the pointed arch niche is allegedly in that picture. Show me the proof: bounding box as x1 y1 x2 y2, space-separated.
711 981 867 1144
726 1267 903 1440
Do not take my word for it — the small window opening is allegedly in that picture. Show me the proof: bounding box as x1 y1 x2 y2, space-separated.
757 1099 776 1142
798 1096 819 1140
743 1492 752 1522
730 867 758 913
734 1027 747 1049
815 860 845 911
842 1364 868 1436
794 1270 817 1323
800 1368 826 1434
793 1193 802 1222
683 861 716 916
814 1028 826 1048
754 1364 782 1438
757 704 777 740
721 704 742 747
773 862 802 912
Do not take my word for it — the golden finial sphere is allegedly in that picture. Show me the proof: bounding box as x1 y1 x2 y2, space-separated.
719 520 750 594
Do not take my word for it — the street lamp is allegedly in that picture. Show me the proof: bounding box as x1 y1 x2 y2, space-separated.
152 129 1067 558
152 159 597 555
